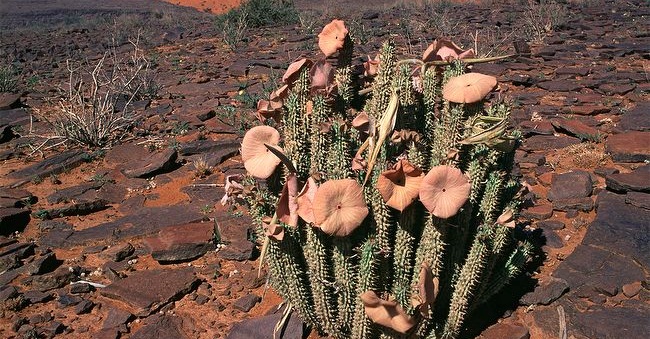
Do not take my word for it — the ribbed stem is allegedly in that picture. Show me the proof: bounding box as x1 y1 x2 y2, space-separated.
391 205 420 307
351 239 381 339
267 228 319 326
303 226 339 336
442 227 493 339
332 238 357 337
310 95 332 177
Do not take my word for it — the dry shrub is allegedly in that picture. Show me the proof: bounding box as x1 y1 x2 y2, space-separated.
43 35 156 148
522 0 567 42
548 142 610 171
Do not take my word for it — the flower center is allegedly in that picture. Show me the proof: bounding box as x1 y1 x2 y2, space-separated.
442 188 446 192
336 204 342 210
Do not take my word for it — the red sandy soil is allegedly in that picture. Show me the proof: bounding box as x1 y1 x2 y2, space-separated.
160 0 485 15
162 0 243 14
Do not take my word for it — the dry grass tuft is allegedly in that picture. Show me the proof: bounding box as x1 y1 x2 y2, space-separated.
548 142 610 171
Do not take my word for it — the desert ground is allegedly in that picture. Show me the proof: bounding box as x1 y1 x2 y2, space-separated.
0 0 648 338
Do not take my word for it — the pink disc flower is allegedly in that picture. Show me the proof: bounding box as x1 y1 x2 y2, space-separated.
419 165 471 218
318 19 348 57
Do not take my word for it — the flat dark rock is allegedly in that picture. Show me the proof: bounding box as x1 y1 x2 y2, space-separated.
521 204 553 221
102 243 135 262
551 119 600 141
606 131 650 162
0 207 30 235
30 267 74 291
35 199 108 220
480 321 530 339
178 138 240 157
233 293 261 312
554 191 649 290
547 171 593 201
42 205 204 247
216 213 255 262
46 181 103 204
538 299 650 339
540 228 564 249
101 307 134 330
619 102 650 132
0 92 21 110
537 80 583 92
552 197 594 212
520 277 569 306
625 191 650 210
0 188 33 208
521 135 581 152
100 267 199 316
0 108 30 127
130 314 187 339
605 165 650 193
122 148 178 178
227 307 304 339
7 150 88 181
26 251 60 275
144 222 215 264
563 105 611 116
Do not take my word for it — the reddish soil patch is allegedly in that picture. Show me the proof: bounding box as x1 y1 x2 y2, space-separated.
162 0 242 14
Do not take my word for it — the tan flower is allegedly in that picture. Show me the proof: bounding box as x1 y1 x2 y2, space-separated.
360 291 416 333
256 98 283 122
376 159 424 212
318 19 348 57
313 179 368 237
262 216 284 241
411 263 439 317
310 60 335 92
496 209 516 228
442 73 497 104
419 165 471 218
276 173 299 227
296 177 318 224
363 54 380 77
241 126 282 179
422 39 475 62
282 58 313 85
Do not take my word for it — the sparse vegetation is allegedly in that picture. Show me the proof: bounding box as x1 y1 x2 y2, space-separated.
549 142 610 170
40 35 157 148
193 156 213 178
215 0 300 50
0 63 19 92
522 0 567 42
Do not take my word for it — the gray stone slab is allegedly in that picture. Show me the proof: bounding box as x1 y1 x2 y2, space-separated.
100 267 199 316
42 205 204 247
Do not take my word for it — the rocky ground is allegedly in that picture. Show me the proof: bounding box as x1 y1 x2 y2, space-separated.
0 0 649 338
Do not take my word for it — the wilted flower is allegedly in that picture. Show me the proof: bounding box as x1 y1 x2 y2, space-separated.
318 19 348 57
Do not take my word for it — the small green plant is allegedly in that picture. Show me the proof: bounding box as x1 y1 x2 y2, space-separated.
25 74 40 91
215 0 300 50
171 121 191 135
33 210 49 220
31 175 43 185
0 63 19 92
168 139 181 151
522 0 567 42
193 156 213 178
200 204 214 215
215 104 256 136
221 9 249 51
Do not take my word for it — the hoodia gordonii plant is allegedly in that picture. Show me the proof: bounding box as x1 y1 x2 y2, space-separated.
229 19 535 339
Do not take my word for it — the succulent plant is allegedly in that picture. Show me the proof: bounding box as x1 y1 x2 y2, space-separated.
232 19 534 339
